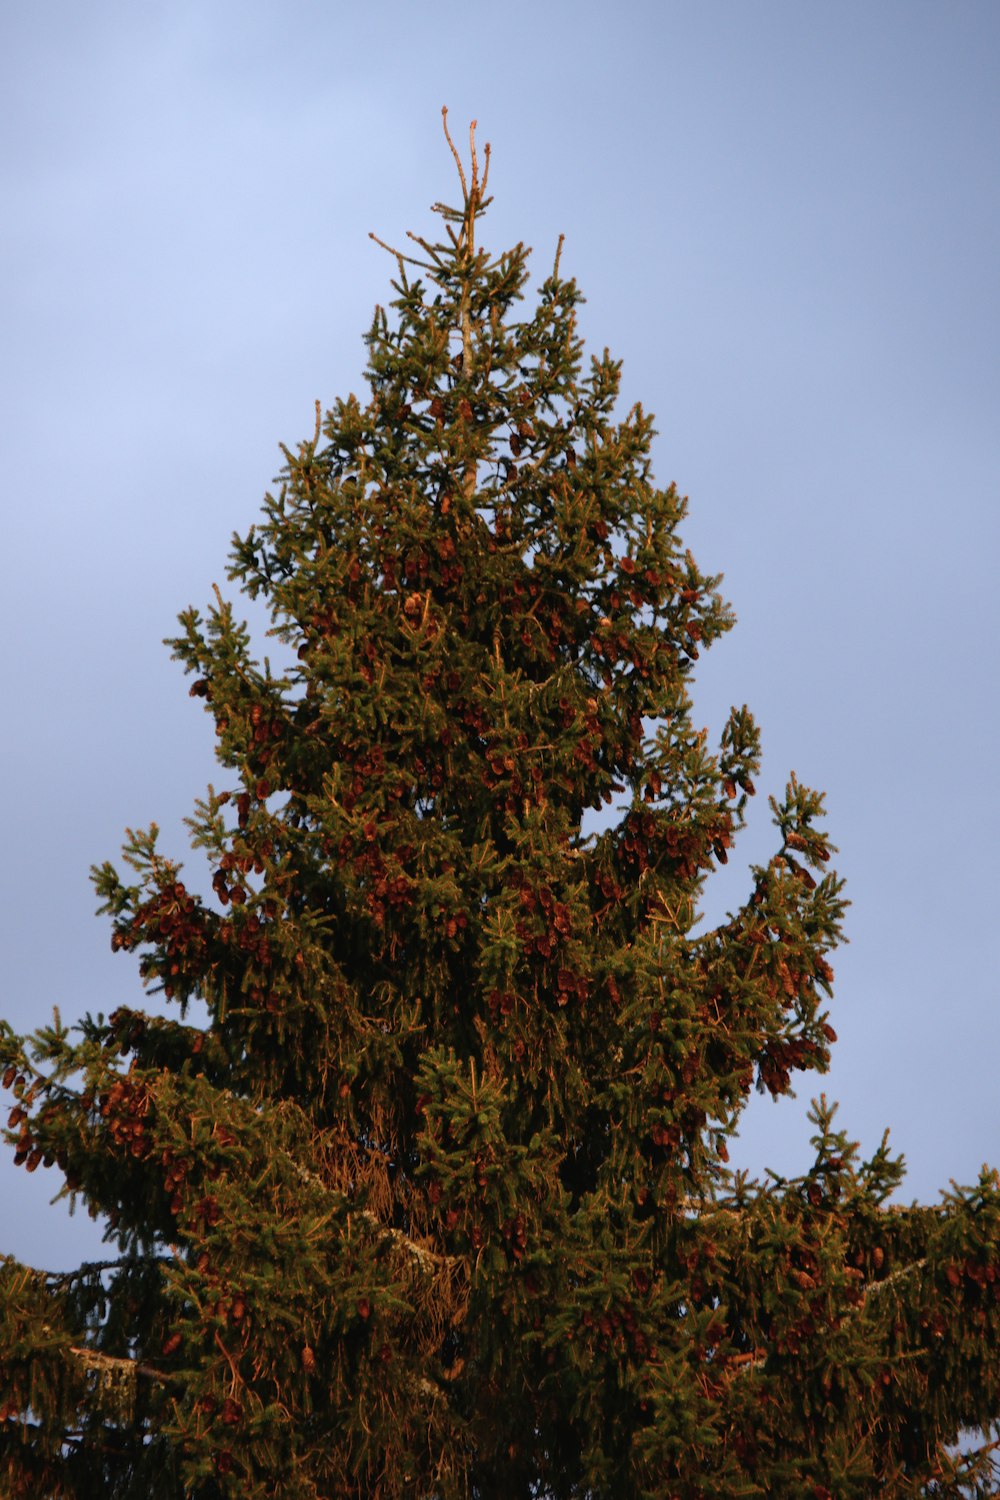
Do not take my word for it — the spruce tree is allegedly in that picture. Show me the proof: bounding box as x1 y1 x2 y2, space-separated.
3 112 998 1500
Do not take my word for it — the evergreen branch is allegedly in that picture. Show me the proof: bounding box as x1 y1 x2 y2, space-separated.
406 230 449 267
288 1156 457 1274
44 1255 171 1286
859 1256 928 1301
68 1344 178 1388
368 231 435 273
354 1210 456 1276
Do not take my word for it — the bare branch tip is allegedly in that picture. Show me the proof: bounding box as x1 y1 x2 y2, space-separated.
441 105 468 201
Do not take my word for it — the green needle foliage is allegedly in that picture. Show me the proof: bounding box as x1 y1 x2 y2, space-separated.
2 112 998 1499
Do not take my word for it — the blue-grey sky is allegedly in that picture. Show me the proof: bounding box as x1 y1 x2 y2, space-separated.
2 1 998 1270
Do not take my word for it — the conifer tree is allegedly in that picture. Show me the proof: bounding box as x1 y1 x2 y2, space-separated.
2 112 999 1499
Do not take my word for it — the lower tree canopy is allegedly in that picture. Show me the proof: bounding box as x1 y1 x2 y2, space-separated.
3 113 998 1499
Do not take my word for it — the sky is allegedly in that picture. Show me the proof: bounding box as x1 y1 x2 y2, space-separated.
2 1 998 1271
